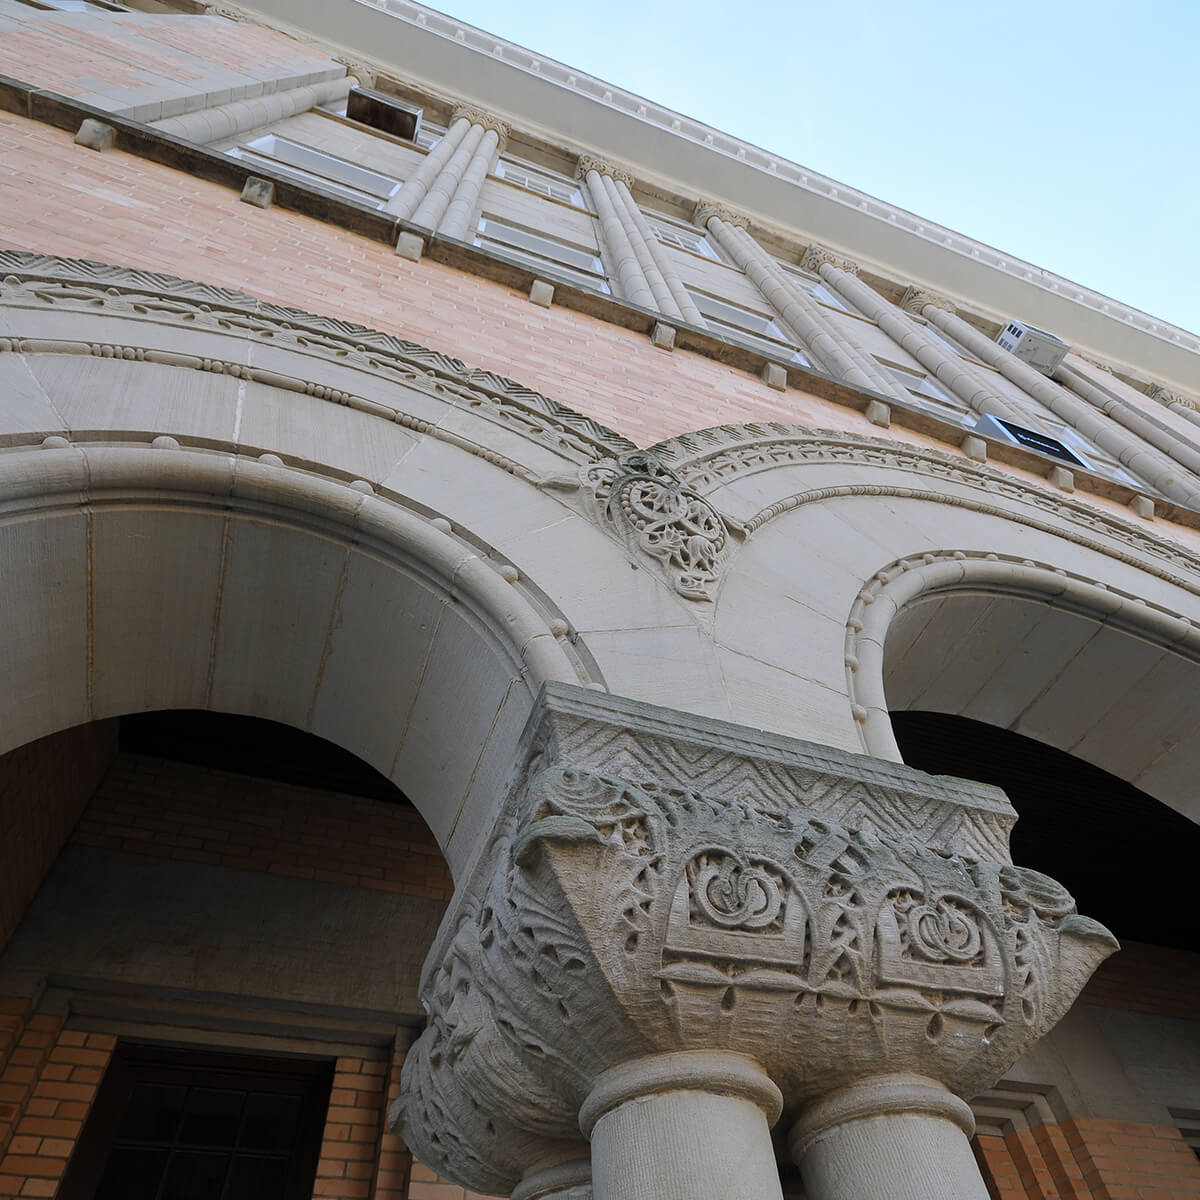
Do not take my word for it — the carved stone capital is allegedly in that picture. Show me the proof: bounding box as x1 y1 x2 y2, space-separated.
450 104 510 149
574 155 635 187
583 450 729 601
900 284 957 315
396 686 1115 1194
802 244 860 276
1147 383 1200 412
693 200 749 230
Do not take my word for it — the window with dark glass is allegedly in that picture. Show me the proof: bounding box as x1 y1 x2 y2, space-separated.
59 1043 333 1200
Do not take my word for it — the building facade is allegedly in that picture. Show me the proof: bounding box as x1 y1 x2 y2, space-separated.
0 2 1197 1198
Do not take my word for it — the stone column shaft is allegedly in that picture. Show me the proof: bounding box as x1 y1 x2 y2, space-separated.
388 115 471 220
1056 364 1200 485
581 1054 784 1200
923 305 1200 505
583 169 656 309
601 175 681 318
819 267 1027 423
151 75 356 145
791 1076 988 1200
703 215 903 398
611 178 702 322
409 119 487 230
439 126 502 241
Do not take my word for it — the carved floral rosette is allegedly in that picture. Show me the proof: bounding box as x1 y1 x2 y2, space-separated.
397 765 1117 1193
583 451 729 600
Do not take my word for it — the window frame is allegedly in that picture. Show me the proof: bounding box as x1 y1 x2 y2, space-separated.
58 1041 334 1200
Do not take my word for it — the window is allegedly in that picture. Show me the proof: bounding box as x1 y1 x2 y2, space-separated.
494 158 585 207
59 1043 333 1200
228 135 401 209
475 216 610 292
646 216 722 262
690 290 809 365
414 122 444 150
777 262 849 311
875 359 971 423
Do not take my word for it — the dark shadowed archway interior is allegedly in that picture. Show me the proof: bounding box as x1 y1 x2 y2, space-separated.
891 711 1199 953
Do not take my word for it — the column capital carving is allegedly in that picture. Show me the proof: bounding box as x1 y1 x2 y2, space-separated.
574 155 636 187
1147 383 1200 412
900 284 957 315
450 103 510 149
395 685 1115 1194
801 244 861 275
693 199 749 229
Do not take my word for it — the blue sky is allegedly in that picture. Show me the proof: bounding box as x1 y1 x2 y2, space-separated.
432 0 1200 335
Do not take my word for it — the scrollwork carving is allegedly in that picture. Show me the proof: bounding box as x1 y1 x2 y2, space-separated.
584 451 729 600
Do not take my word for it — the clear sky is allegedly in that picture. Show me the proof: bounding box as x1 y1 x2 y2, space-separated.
430 0 1200 336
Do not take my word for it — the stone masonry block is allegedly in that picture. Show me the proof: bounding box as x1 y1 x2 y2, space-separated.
528 279 554 308
865 399 891 428
761 362 787 391
239 176 274 209
395 231 424 262
650 322 676 351
1129 495 1155 519
74 120 115 152
1048 465 1074 491
961 434 988 462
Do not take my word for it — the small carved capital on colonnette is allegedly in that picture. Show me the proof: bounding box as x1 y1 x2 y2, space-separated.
450 104 510 149
1147 383 1200 412
802 244 860 276
900 284 957 316
574 155 636 187
693 199 749 230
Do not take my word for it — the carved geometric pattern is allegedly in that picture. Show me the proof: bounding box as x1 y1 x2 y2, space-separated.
654 422 1200 600
0 253 636 468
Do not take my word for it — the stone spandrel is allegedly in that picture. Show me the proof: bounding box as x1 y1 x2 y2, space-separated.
395 686 1117 1198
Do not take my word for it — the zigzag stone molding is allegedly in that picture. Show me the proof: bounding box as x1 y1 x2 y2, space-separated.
0 252 636 470
653 422 1200 597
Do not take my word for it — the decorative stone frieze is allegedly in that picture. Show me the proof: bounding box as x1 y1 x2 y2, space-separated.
692 199 750 230
801 244 860 276
395 685 1115 1196
583 451 729 601
449 103 511 149
900 284 956 315
574 155 636 187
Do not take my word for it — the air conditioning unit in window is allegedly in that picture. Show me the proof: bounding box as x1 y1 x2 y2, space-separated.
346 87 422 142
996 320 1069 376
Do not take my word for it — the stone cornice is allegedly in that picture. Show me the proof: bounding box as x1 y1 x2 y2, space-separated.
692 200 749 230
802 244 860 276
574 155 635 187
900 284 957 315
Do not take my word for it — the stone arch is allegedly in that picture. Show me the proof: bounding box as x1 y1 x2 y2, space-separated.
847 554 1200 825
651 423 1200 809
0 440 580 875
